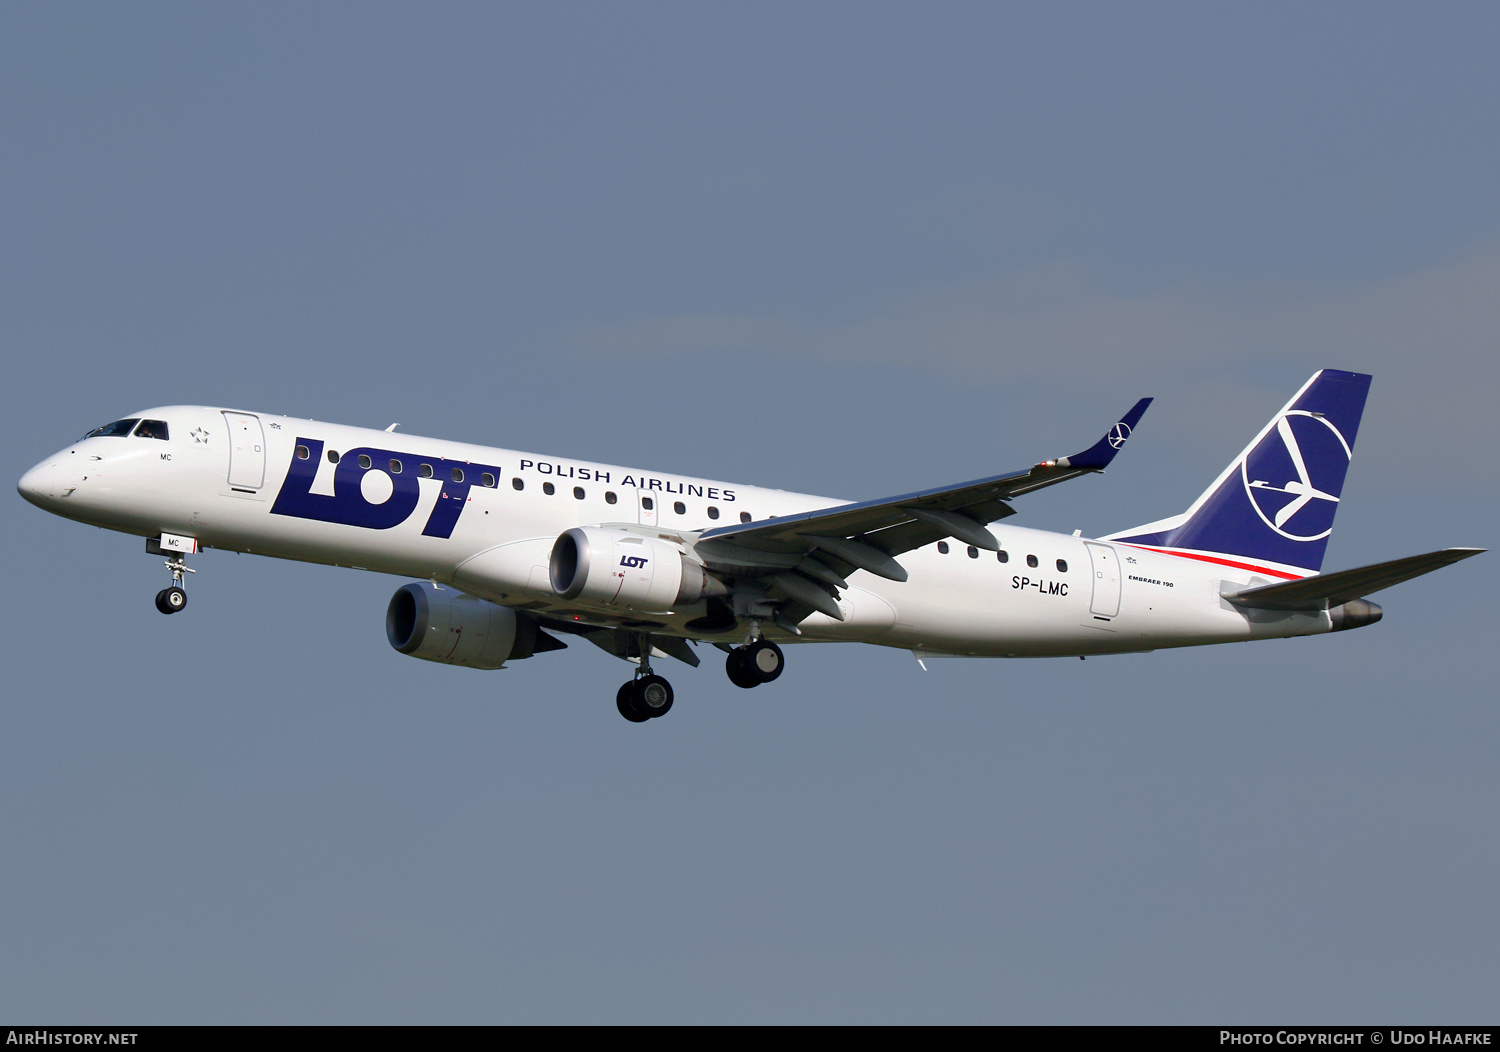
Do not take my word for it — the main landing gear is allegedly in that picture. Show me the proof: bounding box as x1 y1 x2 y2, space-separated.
154 552 195 615
613 629 788 722
616 633 675 723
726 638 783 689
616 674 674 722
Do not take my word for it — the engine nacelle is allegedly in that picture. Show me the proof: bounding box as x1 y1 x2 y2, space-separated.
549 526 719 612
386 581 552 669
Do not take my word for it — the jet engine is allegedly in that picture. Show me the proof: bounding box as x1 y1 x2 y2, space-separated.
386 581 562 669
549 527 723 612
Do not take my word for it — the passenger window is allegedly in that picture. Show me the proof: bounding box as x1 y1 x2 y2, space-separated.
511 477 524 491
389 459 402 473
419 463 433 478
481 472 496 488
358 454 372 469
573 486 585 500
133 419 170 441
1026 554 1038 568
82 419 140 439
327 450 340 464
937 541 949 554
450 467 464 483
707 506 719 519
739 511 751 523
673 501 686 515
295 445 310 460
605 491 617 505
997 550 1009 563
1057 559 1068 572
642 497 654 511
967 546 979 559
543 482 555 495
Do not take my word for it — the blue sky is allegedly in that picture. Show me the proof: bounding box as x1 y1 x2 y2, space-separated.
2 3 1495 1022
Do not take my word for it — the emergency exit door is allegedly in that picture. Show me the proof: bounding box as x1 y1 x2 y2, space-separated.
637 489 658 526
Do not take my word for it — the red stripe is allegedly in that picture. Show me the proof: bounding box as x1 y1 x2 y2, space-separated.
1118 545 1305 580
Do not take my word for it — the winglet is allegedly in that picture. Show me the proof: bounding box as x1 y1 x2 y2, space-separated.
1054 398 1153 471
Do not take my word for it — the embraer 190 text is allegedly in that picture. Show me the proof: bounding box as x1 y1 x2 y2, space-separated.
18 370 1483 722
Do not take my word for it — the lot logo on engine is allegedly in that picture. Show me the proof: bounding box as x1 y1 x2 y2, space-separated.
272 437 502 538
619 555 649 568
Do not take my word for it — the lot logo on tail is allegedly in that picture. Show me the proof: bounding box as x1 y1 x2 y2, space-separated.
1241 411 1352 542
1104 369 1371 576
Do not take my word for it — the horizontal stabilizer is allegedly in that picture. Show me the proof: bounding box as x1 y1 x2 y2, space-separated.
1224 548 1485 611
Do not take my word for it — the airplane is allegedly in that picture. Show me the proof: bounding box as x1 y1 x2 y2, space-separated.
16 369 1483 723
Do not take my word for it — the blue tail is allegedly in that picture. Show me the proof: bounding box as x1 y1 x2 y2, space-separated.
1104 370 1372 577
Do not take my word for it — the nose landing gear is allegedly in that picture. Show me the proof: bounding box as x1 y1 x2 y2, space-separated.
154 552 195 615
154 586 187 614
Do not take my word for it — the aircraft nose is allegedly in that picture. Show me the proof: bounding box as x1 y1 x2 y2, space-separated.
18 461 58 506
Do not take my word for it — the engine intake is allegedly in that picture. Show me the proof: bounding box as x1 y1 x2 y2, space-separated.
386 581 559 668
549 527 721 612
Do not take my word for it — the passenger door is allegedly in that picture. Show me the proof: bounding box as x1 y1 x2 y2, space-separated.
1084 542 1122 618
223 412 266 490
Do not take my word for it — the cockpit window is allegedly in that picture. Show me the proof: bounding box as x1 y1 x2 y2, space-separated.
133 419 169 441
82 419 140 439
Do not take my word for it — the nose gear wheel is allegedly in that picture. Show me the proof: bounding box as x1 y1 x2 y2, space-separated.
155 586 188 615
153 551 195 615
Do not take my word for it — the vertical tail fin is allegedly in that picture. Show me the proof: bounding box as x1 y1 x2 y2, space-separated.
1103 370 1372 578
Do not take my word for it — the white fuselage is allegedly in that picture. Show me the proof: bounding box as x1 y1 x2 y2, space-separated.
18 405 1333 658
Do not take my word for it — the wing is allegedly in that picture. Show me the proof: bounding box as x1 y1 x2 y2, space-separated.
693 399 1152 598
